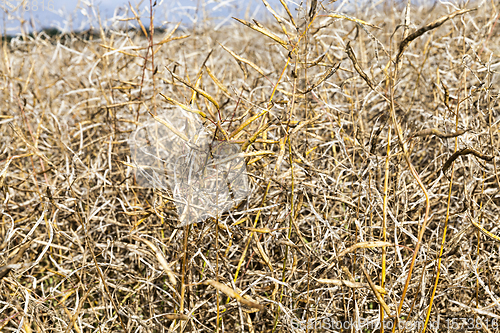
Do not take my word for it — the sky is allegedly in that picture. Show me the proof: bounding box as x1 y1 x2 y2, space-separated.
0 0 293 34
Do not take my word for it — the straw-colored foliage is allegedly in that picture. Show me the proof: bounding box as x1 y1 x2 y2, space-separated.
1 1 500 331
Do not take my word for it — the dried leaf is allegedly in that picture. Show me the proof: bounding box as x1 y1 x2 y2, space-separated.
154 22 190 53
441 148 493 174
220 43 266 76
204 280 264 310
397 8 476 63
309 0 318 19
361 266 392 317
467 212 500 243
300 63 340 94
166 68 220 109
316 278 386 295
233 17 289 48
412 128 469 139
244 227 273 233
279 0 297 28
132 236 177 286
159 93 207 118
242 117 278 151
149 111 189 142
253 234 274 272
162 313 189 320
205 65 231 97
274 137 286 173
345 42 375 90
261 0 290 35
230 109 268 139
324 195 356 209
337 241 393 258
0 241 32 280
441 81 450 108
326 12 381 29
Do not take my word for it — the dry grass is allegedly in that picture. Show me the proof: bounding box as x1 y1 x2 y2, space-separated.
1 0 500 332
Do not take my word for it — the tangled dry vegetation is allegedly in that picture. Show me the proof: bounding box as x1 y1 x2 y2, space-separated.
2 0 500 332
